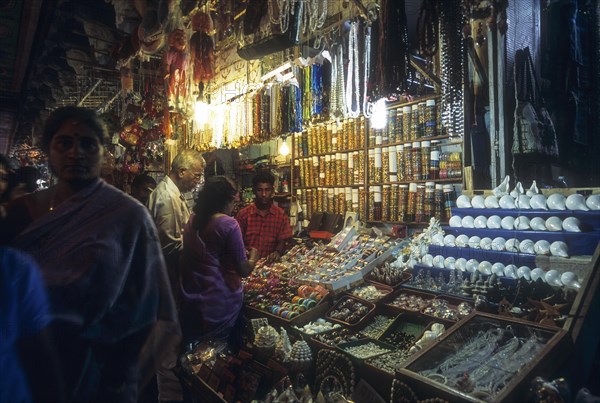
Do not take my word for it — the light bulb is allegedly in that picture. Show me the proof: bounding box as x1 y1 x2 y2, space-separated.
370 98 387 129
279 139 290 156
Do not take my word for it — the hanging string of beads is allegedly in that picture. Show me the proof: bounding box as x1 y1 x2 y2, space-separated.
362 24 373 118
329 43 346 119
346 21 361 118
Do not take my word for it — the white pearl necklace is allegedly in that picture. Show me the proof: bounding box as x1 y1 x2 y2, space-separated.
345 22 360 118
362 25 372 118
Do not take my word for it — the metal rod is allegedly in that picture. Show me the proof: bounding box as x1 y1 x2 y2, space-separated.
77 79 103 106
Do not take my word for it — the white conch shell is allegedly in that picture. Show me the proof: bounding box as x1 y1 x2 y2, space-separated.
443 234 456 247
529 194 548 210
449 216 463 227
519 239 535 254
517 266 532 280
456 194 472 208
433 255 446 268
586 194 600 210
499 194 516 209
530 268 546 282
562 217 581 232
455 234 469 248
514 216 531 230
474 215 488 228
534 240 551 255
530 217 547 231
547 193 566 210
560 272 581 289
565 193 589 211
545 269 563 286
444 256 456 269
505 238 520 252
550 241 569 257
471 195 486 209
431 233 445 246
478 261 492 275
466 259 479 273
516 194 532 209
504 264 518 279
491 237 506 251
545 216 563 232
492 262 505 276
510 181 525 198
421 254 434 267
526 180 539 197
487 215 502 229
461 215 475 228
468 236 482 249
501 216 515 230
479 237 493 250
492 175 510 197
484 195 500 208
455 258 468 271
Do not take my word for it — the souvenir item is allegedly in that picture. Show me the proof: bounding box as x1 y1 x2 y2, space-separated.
562 217 581 232
505 238 520 252
501 216 515 230
503 264 518 278
421 253 433 267
444 256 456 270
530 217 547 231
499 194 516 209
550 241 569 257
545 216 563 232
560 272 581 289
466 259 479 273
546 193 566 210
449 216 463 227
487 215 502 229
517 266 531 280
455 234 469 248
492 175 510 197
471 195 486 209
461 215 475 228
456 194 472 208
530 268 546 282
586 194 600 210
515 194 531 209
468 236 481 249
478 261 492 275
565 194 589 211
544 269 562 286
479 237 493 250
455 258 468 271
491 262 506 276
443 234 456 247
534 240 551 255
518 239 535 254
509 181 525 198
491 237 506 251
431 233 445 246
474 215 488 228
514 216 531 230
433 255 446 268
529 194 548 210
526 180 539 197
484 195 500 208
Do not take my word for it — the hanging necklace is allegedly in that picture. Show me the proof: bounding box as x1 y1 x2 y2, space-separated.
362 25 372 118
345 22 360 118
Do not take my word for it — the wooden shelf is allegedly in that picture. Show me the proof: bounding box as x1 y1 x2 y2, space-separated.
294 184 365 189
295 147 365 158
367 177 462 185
367 134 454 148
367 220 449 226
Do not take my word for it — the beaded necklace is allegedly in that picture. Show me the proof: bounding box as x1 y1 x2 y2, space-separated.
345 22 361 118
329 43 346 119
362 25 372 118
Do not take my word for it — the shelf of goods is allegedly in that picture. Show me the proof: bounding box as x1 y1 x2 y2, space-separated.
411 190 600 336
291 96 463 228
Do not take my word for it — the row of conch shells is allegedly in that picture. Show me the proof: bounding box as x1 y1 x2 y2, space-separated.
448 215 582 232
456 193 599 211
429 236 569 257
418 258 581 289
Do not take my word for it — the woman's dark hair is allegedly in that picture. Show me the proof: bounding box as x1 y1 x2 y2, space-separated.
42 106 108 152
192 176 238 232
252 170 275 188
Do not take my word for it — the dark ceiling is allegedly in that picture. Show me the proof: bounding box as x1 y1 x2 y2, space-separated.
0 0 131 154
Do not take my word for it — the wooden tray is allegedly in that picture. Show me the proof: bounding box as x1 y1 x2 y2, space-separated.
325 295 376 328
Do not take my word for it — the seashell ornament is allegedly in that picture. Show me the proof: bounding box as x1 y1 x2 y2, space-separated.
530 217 547 231
499 194 516 209
550 241 569 257
586 194 600 210
547 193 567 210
484 195 500 208
493 175 510 197
526 180 539 197
529 194 548 210
471 195 486 209
530 268 546 282
510 181 525 198
275 328 293 360
566 193 589 211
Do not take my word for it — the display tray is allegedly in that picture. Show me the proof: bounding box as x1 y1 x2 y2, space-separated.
325 295 376 328
396 312 571 403
377 313 432 345
243 299 331 327
337 337 396 363
346 282 394 304
381 288 437 314
309 325 367 351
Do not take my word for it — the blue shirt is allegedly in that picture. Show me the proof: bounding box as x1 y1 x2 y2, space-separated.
0 247 51 403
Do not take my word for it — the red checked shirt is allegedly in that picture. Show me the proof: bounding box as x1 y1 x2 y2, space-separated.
235 203 293 258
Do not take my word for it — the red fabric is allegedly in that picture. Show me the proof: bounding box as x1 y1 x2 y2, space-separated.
235 203 293 258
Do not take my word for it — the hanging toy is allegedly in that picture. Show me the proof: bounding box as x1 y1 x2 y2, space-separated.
190 11 215 85
163 28 189 110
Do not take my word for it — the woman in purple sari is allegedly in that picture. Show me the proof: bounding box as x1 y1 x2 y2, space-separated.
180 176 258 347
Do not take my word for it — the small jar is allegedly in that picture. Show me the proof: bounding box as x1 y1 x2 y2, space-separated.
407 183 417 222
352 188 360 214
357 150 365 183
388 110 397 143
341 153 348 185
418 102 426 138
398 184 409 222
368 149 376 184
381 147 390 183
443 184 457 219
319 156 326 186
374 147 383 184
429 140 441 180
424 99 437 137
404 144 413 181
345 187 353 212
358 117 366 149
327 188 335 213
382 185 391 221
421 140 431 180
359 187 366 220
396 108 404 143
424 182 435 220
415 184 426 223
434 184 445 221
330 124 338 153
388 146 397 181
347 152 354 186
397 145 405 181
402 106 412 141
411 104 421 139
411 142 422 181
373 186 382 221
390 184 399 222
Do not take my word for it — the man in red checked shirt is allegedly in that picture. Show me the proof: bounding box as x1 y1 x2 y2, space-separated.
236 170 293 263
